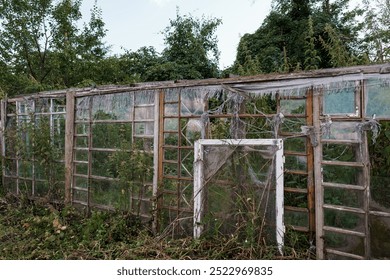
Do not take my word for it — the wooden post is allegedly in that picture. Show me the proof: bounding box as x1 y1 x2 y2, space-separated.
156 90 165 232
306 88 316 237
64 91 75 204
152 90 160 233
313 88 324 259
0 100 6 189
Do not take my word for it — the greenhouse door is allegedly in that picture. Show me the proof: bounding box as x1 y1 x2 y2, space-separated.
315 119 371 259
193 139 284 252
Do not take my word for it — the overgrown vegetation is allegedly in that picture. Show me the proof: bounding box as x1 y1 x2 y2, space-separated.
0 194 313 260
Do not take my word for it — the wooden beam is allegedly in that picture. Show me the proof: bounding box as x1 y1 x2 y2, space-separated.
313 87 324 259
64 91 75 204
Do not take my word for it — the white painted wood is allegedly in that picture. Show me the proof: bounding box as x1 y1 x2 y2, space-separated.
193 138 284 253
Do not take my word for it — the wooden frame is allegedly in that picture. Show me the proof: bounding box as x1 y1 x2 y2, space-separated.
193 139 284 252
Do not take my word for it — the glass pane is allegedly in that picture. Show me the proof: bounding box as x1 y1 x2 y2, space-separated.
90 179 121 208
280 117 306 133
164 103 179 116
324 187 363 208
180 149 194 178
19 180 32 196
134 107 154 120
280 99 305 115
92 92 133 120
4 159 17 176
180 118 202 146
75 136 88 148
323 143 358 162
324 209 364 230
74 176 88 189
164 118 178 131
75 123 89 135
366 78 390 118
285 192 307 208
370 176 390 212
324 230 364 259
134 122 153 136
323 84 357 115
323 165 363 185
164 162 178 176
76 97 91 121
164 148 178 161
74 150 88 161
73 189 88 202
284 173 307 189
164 89 179 102
324 121 360 141
370 215 390 259
284 210 309 228
74 163 88 175
134 137 154 152
181 90 205 116
284 137 306 152
134 90 155 105
91 151 114 178
164 133 178 146
285 155 307 171
92 123 132 148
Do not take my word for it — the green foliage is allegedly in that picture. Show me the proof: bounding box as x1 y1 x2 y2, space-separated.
0 0 108 94
160 9 222 80
360 0 390 63
0 194 312 259
304 16 321 70
232 0 364 74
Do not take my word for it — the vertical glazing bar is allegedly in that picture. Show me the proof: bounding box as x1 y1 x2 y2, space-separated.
313 88 324 259
64 91 75 204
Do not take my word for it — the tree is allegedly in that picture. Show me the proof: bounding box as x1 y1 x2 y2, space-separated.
360 0 390 63
159 9 222 80
0 0 108 95
232 0 364 74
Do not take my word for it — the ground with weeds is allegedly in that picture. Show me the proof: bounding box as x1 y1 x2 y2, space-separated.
0 194 313 260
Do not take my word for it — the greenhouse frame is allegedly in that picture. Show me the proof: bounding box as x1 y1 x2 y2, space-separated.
1 63 390 259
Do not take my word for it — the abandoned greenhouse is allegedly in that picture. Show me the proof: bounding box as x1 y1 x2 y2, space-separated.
1 63 390 259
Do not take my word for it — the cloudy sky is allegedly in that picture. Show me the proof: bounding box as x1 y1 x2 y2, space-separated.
80 0 273 68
